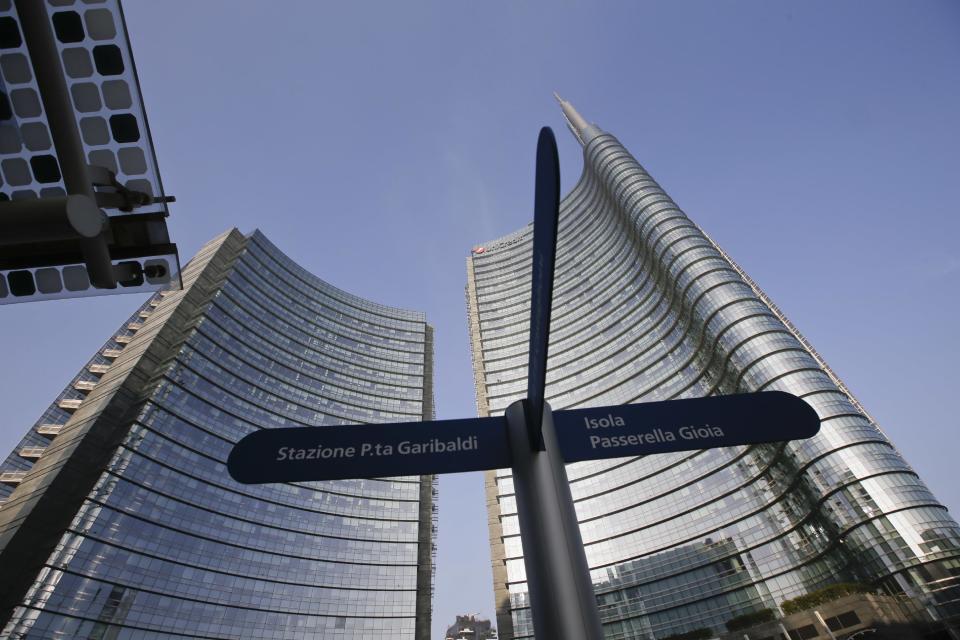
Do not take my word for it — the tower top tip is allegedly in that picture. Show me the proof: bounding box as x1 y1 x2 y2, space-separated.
553 93 601 146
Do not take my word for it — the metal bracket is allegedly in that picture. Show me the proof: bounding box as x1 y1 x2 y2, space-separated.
89 164 175 213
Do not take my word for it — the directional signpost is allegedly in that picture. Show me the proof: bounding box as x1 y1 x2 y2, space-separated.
227 126 821 640
227 391 819 484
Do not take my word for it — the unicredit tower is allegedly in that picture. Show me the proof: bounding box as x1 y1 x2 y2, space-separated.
466 97 960 639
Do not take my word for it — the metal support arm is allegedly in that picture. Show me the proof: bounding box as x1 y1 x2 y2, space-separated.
14 0 115 287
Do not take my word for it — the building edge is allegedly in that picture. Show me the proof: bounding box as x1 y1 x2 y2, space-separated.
699 230 881 430
465 258 490 418
416 324 438 639
466 255 515 639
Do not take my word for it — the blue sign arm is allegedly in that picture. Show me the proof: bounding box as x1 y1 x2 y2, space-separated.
227 415 512 485
525 126 561 450
552 391 821 463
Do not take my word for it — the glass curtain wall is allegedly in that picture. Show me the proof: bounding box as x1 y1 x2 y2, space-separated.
467 106 960 639
1 229 436 639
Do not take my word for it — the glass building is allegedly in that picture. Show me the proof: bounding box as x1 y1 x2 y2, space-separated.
0 229 436 639
467 97 960 639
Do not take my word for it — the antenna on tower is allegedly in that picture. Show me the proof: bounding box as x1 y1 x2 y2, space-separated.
553 93 602 146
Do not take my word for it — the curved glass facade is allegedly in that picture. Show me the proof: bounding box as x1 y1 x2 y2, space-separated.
468 104 960 639
0 229 435 639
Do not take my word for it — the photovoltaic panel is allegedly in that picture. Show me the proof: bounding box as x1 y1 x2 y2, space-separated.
0 0 180 305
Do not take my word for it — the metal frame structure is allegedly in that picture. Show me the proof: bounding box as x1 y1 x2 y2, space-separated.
0 0 179 303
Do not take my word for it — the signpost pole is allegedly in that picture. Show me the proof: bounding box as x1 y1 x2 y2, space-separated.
505 400 604 640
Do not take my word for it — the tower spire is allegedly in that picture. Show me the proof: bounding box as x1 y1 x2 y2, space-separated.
554 92 602 146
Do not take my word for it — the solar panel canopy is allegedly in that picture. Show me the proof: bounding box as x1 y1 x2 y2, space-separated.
0 0 180 305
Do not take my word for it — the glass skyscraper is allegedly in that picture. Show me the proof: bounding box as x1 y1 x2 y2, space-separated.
0 229 436 639
467 97 960 639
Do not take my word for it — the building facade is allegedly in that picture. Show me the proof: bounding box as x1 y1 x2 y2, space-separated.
445 613 498 640
467 98 960 639
0 229 436 639
717 592 940 640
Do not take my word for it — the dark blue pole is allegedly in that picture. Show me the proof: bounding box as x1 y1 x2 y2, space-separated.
525 127 560 450
507 400 605 640
510 126 604 639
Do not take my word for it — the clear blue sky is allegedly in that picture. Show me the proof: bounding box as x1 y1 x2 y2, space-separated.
1 2 958 637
